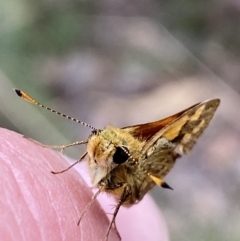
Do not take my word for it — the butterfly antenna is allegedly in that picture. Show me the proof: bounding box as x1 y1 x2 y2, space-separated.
14 89 97 131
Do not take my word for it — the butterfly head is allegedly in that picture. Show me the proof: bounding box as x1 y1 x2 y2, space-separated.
87 127 130 186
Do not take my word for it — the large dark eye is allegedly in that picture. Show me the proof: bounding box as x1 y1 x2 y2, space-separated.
113 146 129 164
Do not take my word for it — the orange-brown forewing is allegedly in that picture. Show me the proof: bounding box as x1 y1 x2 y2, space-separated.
123 102 200 141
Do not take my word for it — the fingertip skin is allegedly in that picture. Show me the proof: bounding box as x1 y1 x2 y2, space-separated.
0 128 169 241
0 128 118 241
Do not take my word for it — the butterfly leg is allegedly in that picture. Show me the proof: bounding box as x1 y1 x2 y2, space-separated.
23 136 87 154
51 152 87 174
53 141 88 154
77 188 102 225
113 220 121 241
105 184 129 241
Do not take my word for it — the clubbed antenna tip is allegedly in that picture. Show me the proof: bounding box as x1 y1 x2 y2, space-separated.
14 89 22 97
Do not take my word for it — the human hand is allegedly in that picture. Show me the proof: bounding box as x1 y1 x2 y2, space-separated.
0 128 169 241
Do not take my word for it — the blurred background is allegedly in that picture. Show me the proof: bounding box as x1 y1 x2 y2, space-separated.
0 0 240 240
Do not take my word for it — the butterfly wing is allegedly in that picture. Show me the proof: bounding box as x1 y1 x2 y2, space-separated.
142 99 220 154
140 99 220 181
122 102 201 141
